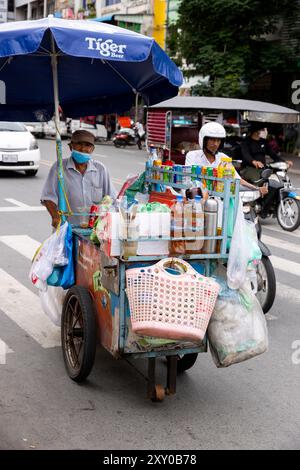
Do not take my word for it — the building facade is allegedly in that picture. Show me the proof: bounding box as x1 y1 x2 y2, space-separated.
0 0 15 22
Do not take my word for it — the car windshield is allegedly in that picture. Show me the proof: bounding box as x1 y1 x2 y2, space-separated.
0 121 27 132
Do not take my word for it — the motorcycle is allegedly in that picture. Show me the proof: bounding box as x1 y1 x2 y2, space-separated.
113 127 143 150
251 162 300 232
240 178 276 314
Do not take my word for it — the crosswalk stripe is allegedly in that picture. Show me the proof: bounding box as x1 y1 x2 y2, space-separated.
0 235 40 260
4 198 30 208
263 224 300 239
262 235 300 254
270 256 300 277
276 282 300 304
0 268 60 348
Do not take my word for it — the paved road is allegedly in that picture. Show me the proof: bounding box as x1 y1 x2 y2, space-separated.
0 139 300 450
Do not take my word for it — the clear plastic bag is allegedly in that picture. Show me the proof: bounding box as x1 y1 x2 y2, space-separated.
39 286 67 326
207 283 268 368
227 199 261 290
29 222 69 291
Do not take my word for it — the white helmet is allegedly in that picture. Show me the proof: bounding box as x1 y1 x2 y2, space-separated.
199 122 226 149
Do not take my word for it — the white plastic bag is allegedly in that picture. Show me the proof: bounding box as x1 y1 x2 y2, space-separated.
207 282 268 368
227 199 261 290
29 222 69 291
39 286 67 326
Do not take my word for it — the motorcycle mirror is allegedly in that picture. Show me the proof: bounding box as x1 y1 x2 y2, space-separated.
261 168 272 179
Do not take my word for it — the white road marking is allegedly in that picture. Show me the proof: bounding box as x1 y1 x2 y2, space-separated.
276 282 300 304
0 269 60 348
0 338 13 357
271 256 300 277
262 235 300 254
0 235 40 261
263 224 300 238
94 153 108 159
0 206 45 212
4 198 30 208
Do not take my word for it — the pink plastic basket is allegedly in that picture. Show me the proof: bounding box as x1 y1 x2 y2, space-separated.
126 258 220 342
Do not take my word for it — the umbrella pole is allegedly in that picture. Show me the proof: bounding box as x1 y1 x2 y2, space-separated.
51 35 67 224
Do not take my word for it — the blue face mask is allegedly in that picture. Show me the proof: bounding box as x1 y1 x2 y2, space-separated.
71 150 91 164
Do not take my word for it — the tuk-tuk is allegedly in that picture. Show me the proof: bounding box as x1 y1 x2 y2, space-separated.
146 96 300 164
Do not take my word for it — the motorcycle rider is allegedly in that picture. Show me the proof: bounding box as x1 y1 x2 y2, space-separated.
185 122 268 195
240 122 293 217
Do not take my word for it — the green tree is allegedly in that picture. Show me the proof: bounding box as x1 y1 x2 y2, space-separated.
167 0 299 97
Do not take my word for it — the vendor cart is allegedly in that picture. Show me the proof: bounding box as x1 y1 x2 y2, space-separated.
61 169 240 401
0 17 239 401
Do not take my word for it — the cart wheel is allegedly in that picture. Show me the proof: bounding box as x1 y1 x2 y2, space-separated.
176 353 198 373
151 384 165 402
61 286 97 383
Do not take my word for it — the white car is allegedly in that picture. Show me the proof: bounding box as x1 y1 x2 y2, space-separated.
71 120 107 140
0 121 40 176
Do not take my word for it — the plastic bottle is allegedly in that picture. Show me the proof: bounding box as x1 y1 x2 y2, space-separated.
121 201 139 258
185 195 204 254
217 157 235 194
202 198 218 254
170 195 185 255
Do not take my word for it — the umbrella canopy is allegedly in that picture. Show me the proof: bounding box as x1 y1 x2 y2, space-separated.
0 16 183 122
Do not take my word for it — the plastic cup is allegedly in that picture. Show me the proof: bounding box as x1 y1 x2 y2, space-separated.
78 207 90 228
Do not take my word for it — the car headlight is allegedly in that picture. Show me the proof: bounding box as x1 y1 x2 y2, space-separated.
29 137 38 150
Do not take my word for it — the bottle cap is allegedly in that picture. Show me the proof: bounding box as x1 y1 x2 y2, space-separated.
176 195 183 202
195 195 202 202
221 156 232 162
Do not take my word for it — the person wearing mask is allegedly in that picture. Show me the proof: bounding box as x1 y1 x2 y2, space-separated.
240 123 293 218
240 122 293 182
41 129 116 228
185 122 268 196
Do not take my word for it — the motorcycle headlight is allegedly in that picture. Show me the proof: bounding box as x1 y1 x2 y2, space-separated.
29 137 38 150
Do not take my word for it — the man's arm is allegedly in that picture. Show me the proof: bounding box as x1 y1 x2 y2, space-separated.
41 162 60 227
240 141 264 168
42 200 61 229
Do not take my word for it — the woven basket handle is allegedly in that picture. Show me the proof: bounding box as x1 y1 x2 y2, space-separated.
155 258 199 278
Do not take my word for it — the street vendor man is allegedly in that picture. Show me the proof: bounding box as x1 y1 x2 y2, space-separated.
41 129 116 228
185 122 268 196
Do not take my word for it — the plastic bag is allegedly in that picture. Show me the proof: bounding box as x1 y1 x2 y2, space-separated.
29 222 69 291
39 286 67 326
207 283 268 368
227 199 261 290
47 223 75 289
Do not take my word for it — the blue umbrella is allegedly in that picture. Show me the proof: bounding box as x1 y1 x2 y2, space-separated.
0 16 183 215
0 16 182 121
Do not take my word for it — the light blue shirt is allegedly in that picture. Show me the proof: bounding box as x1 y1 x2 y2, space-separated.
41 157 116 225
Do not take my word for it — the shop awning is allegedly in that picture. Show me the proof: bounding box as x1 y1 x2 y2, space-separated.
93 15 114 23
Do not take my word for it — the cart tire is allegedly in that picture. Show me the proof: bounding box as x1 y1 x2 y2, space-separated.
176 353 198 373
151 384 165 402
61 286 97 383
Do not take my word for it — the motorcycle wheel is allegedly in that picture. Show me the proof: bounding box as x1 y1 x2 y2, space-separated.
255 256 276 314
277 197 300 232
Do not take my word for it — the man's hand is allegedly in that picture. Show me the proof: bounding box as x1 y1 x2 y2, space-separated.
252 160 264 169
52 216 61 229
286 160 294 168
259 185 268 197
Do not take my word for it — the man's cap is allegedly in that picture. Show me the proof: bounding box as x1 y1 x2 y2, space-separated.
71 130 95 145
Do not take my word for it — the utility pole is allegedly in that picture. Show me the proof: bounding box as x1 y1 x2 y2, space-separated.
43 0 47 18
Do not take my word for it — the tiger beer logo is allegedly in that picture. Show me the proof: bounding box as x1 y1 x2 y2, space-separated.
85 37 127 58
